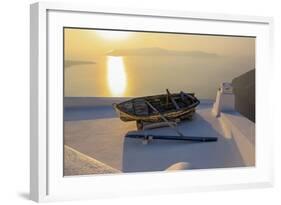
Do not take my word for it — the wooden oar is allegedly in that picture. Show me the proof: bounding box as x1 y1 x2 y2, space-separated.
144 100 218 142
126 133 218 142
166 89 180 109
145 100 184 137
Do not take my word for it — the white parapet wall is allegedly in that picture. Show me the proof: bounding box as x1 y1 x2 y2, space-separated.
213 82 255 166
220 113 255 166
212 82 235 117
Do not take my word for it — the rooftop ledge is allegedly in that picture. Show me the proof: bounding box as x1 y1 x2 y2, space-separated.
219 112 255 166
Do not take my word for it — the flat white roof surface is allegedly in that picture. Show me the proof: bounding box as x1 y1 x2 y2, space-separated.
64 100 251 173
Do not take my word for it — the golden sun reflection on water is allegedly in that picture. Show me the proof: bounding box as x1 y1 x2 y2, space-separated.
107 56 127 97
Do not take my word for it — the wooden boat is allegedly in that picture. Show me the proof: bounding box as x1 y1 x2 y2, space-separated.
113 89 200 129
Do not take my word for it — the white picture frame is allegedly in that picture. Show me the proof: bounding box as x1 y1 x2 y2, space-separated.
30 2 274 202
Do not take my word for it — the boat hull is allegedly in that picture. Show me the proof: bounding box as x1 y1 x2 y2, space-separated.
113 92 200 123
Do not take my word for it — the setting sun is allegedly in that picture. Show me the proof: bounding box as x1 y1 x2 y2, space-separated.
96 30 131 40
107 56 127 96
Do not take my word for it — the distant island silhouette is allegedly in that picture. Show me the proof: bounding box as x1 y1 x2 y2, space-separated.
64 60 96 68
107 47 219 57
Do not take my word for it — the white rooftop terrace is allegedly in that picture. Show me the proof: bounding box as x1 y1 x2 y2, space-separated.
64 84 255 175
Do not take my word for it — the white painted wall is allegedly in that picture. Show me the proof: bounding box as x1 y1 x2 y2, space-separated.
0 0 280 205
220 113 255 166
212 82 235 117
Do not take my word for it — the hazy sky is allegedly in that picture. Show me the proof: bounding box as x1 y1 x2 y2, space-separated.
64 28 255 99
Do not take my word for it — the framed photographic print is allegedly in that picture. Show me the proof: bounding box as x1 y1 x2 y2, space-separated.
30 2 274 202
